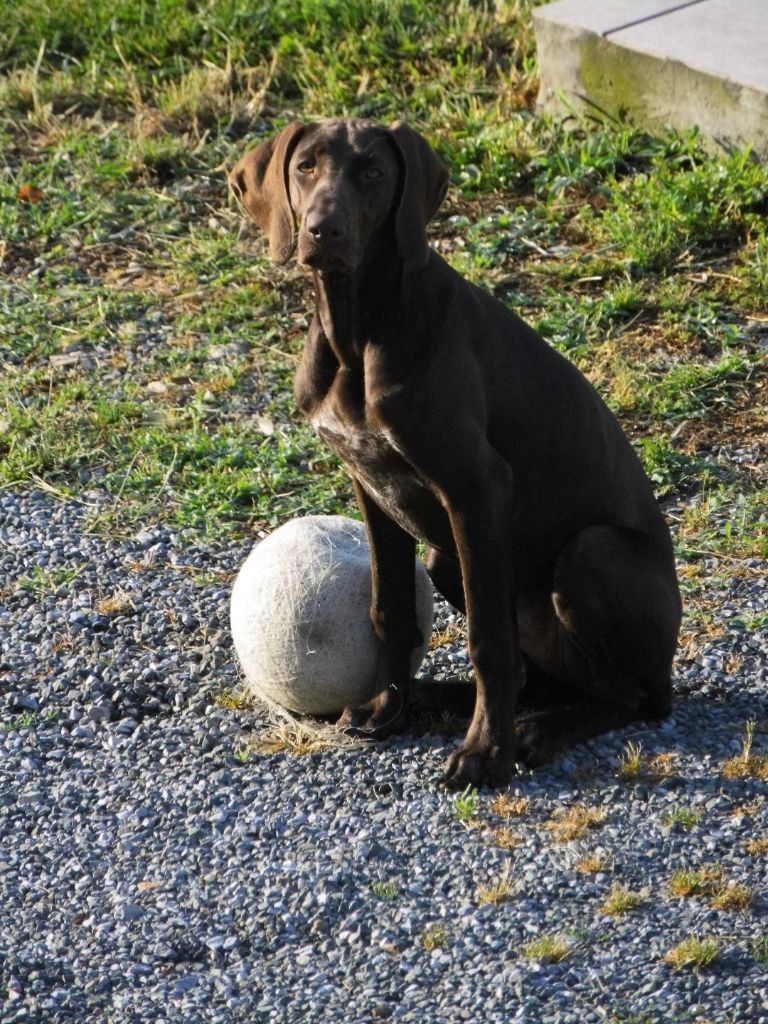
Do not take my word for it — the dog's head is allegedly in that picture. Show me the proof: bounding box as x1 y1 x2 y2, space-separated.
228 118 448 271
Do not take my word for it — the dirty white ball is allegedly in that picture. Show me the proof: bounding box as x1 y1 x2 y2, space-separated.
230 515 434 715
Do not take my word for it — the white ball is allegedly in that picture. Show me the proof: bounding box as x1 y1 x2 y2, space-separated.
230 515 435 715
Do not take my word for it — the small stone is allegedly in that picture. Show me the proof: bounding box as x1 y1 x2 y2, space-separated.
120 904 145 922
17 791 43 807
174 975 199 995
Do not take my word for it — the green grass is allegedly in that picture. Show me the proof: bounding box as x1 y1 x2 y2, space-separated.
599 884 645 916
663 806 701 832
520 933 570 963
16 563 86 596
0 0 766 554
1 710 56 732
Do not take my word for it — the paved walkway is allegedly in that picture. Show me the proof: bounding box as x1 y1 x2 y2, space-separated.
534 0 768 157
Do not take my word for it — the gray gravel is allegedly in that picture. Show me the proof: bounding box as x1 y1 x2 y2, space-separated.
2 488 768 1024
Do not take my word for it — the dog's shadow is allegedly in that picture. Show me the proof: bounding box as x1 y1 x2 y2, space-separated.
405 674 768 789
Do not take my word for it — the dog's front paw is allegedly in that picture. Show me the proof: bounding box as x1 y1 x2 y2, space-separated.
439 738 515 790
337 683 407 738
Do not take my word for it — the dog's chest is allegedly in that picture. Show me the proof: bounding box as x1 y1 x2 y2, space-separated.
309 398 448 548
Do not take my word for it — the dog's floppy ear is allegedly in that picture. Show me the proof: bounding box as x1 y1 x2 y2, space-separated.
388 121 449 268
228 122 306 264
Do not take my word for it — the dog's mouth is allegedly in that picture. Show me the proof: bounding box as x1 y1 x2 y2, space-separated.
297 231 358 272
298 248 357 273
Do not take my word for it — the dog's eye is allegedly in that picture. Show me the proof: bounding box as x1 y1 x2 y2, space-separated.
364 166 384 181
297 159 316 174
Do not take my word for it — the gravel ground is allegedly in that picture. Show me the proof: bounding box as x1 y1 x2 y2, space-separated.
2 488 768 1024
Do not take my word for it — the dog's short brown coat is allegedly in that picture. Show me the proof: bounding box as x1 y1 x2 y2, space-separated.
229 119 682 788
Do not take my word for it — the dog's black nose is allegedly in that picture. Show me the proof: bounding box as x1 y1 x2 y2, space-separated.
306 210 347 242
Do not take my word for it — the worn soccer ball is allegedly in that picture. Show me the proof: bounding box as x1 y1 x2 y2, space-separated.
230 515 434 715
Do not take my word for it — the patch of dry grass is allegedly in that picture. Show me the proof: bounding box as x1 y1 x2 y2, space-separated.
490 794 531 818
542 804 606 842
616 740 678 782
248 719 356 756
669 865 752 910
430 622 466 649
96 588 136 615
722 719 768 781
476 865 516 905
576 853 608 874
489 826 523 850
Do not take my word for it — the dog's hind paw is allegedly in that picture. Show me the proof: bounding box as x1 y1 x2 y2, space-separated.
514 713 559 768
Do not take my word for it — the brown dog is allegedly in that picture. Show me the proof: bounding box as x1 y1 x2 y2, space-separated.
229 119 681 788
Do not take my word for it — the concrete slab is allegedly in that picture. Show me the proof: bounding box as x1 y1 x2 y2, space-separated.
533 0 707 36
534 0 768 158
613 0 768 92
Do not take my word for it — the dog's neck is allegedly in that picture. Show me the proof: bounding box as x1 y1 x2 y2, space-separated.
311 236 405 370
312 270 360 369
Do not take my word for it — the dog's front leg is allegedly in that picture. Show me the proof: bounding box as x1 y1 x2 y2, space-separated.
337 479 421 736
439 460 522 789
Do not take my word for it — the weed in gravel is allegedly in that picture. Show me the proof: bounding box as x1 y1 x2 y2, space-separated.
17 564 86 596
710 883 752 912
663 806 701 831
213 688 252 712
617 741 678 783
233 745 250 765
1 712 42 732
670 866 723 898
520 934 570 963
543 804 606 842
370 880 398 900
730 798 764 819
576 853 608 874
96 588 136 615
616 740 645 781
476 864 516 905
599 884 645 916
454 786 480 826
421 924 448 952
669 864 751 910
722 719 768 781
751 936 768 965
664 936 719 970
746 838 768 856
607 1014 656 1024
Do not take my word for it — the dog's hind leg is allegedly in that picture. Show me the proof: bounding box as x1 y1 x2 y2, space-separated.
515 524 681 766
